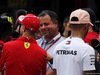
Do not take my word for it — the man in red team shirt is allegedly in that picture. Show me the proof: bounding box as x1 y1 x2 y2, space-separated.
83 8 99 46
0 14 14 60
0 14 47 75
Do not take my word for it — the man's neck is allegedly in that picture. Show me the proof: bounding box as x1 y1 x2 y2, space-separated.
71 31 85 40
88 25 94 32
45 32 59 42
22 32 34 39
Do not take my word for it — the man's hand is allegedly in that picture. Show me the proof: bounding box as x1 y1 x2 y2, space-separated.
47 53 53 61
97 53 100 63
46 69 56 75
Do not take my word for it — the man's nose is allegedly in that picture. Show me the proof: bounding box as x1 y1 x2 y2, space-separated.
41 24 46 29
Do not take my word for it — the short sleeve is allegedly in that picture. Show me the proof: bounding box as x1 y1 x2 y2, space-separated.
82 47 95 71
53 46 58 69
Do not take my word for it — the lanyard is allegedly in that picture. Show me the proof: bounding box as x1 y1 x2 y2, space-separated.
41 36 61 51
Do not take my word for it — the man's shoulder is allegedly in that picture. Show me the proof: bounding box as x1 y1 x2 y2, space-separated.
36 36 43 41
55 37 69 47
59 36 65 41
4 39 19 47
36 38 42 41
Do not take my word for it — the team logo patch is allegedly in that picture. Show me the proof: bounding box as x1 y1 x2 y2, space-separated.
24 42 30 49
7 16 12 23
66 41 71 44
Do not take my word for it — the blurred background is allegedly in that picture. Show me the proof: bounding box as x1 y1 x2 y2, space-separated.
0 0 100 28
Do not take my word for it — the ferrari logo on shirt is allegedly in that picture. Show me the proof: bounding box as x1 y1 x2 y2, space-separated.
24 42 30 49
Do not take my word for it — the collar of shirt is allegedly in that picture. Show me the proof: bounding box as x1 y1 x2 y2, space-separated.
70 37 84 43
17 37 37 43
87 32 99 36
42 33 61 44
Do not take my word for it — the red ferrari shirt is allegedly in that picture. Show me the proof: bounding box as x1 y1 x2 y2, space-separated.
84 32 99 46
0 37 47 75
8 36 16 41
0 40 4 58
0 36 15 58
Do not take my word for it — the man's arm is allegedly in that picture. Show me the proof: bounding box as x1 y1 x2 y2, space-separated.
97 53 100 63
47 53 53 61
46 69 56 75
0 70 4 75
84 70 95 75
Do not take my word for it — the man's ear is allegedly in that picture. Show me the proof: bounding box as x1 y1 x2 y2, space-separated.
68 24 71 29
23 28 26 32
84 23 89 31
63 23 65 27
54 21 58 25
22 26 26 32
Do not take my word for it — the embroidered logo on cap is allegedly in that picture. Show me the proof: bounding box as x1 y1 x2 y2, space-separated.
30 27 33 31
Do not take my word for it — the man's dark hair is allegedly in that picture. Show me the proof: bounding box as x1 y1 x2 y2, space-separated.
82 8 98 32
63 16 69 23
16 9 27 19
38 10 58 24
14 9 27 30
0 13 13 24
95 20 100 34
0 17 12 38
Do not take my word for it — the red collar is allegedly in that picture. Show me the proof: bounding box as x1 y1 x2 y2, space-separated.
17 37 37 43
8 36 16 41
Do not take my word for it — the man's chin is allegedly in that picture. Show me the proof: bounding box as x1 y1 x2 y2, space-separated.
44 34 50 38
44 34 48 37
43 33 48 36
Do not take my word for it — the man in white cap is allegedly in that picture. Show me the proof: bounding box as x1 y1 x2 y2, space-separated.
52 9 95 75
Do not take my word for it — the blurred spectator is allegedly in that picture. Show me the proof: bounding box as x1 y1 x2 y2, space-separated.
0 13 16 75
83 8 100 74
92 20 100 73
83 8 99 47
0 40 4 58
34 28 43 40
0 13 14 43
13 9 27 38
62 16 71 39
1 13 14 31
95 20 100 36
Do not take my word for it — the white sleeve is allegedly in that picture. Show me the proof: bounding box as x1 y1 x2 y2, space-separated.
53 46 58 69
53 48 56 69
82 47 95 71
